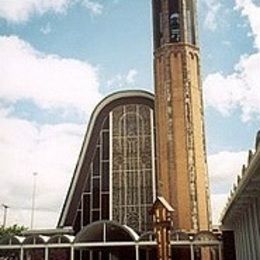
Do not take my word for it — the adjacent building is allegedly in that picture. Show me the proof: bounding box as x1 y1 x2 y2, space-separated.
221 131 260 260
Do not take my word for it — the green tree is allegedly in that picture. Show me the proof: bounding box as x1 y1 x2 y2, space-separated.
0 225 28 259
0 224 28 240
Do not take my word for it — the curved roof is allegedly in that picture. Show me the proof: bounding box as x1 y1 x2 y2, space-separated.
58 90 154 228
171 231 190 241
74 220 139 243
0 235 25 245
47 234 74 244
139 231 155 242
23 235 49 245
193 231 219 242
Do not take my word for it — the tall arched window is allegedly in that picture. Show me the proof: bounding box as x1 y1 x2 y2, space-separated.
112 104 155 233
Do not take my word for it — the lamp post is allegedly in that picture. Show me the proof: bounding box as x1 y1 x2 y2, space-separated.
2 204 9 228
30 172 38 229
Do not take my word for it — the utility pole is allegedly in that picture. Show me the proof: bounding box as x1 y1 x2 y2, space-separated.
31 172 38 229
2 204 9 228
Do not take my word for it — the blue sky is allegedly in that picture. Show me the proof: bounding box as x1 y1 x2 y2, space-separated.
0 0 259 227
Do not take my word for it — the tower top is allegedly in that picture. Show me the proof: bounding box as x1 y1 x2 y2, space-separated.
152 0 198 49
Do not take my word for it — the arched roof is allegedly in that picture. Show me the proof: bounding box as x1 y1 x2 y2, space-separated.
139 231 155 242
74 220 139 243
23 235 49 245
47 234 74 244
171 231 190 241
193 231 219 242
0 235 25 245
58 90 154 228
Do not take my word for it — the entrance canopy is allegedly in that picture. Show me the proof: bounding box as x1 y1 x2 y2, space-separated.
74 220 139 245
0 221 223 260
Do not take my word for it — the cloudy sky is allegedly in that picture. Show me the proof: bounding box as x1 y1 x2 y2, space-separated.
0 0 259 229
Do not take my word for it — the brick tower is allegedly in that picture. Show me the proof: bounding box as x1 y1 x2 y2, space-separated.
152 0 211 231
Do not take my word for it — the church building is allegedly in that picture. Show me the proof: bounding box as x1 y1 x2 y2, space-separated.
0 1 226 260
59 0 211 239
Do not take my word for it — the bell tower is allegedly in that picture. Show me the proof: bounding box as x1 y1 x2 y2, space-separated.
153 0 211 231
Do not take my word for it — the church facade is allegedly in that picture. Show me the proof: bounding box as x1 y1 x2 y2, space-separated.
58 91 156 235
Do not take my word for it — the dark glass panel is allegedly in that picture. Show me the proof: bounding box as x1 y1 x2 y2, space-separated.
97 136 101 145
102 162 109 191
92 210 100 222
101 251 110 260
106 224 133 242
102 131 109 160
172 247 191 260
101 194 109 219
49 249 70 260
103 117 109 130
73 211 81 234
82 251 90 260
74 251 80 260
84 175 91 192
92 178 100 209
92 251 99 260
93 178 100 189
93 147 100 176
24 249 44 260
0 250 20 259
83 194 90 226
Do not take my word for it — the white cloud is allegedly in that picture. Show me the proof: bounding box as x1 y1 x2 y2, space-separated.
0 0 71 23
211 194 229 224
204 52 260 121
0 35 102 116
82 0 103 15
235 0 260 49
208 150 248 224
0 0 104 23
202 0 222 31
0 111 85 228
204 0 260 121
107 69 139 90
208 151 247 190
126 69 138 85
